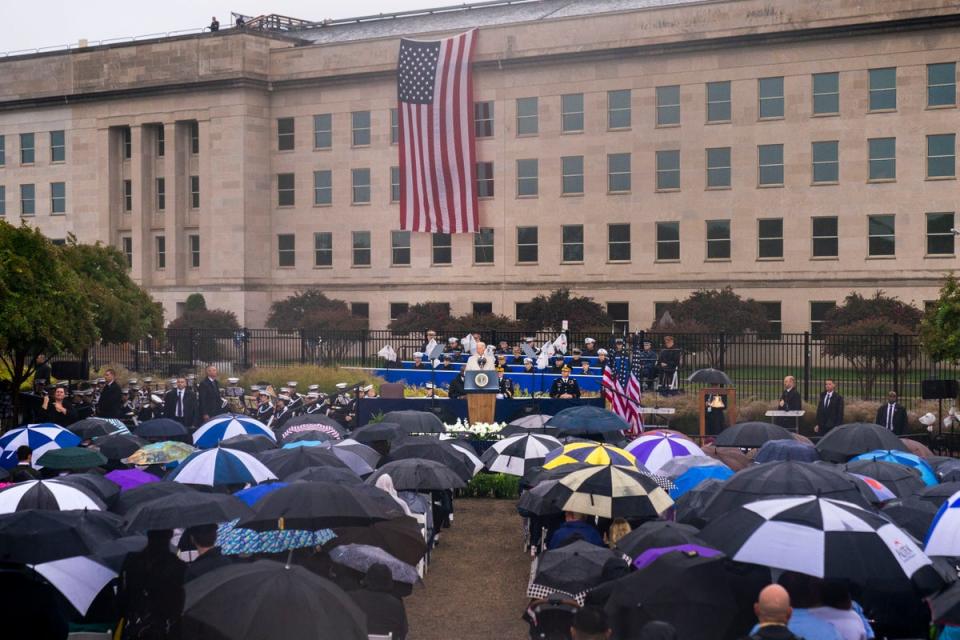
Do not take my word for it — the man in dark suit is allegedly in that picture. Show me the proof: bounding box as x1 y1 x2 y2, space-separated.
164 377 198 428
876 391 908 435
198 365 226 424
96 369 124 419
814 379 844 435
775 375 802 430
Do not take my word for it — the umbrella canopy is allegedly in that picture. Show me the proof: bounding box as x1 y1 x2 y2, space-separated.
632 544 723 570
93 432 147 460
850 449 939 486
642 429 693 441
380 410 446 435
122 441 196 466
544 442 637 470
925 489 960 557
443 439 485 477
703 461 872 521
481 433 563 476
901 438 935 459
614 520 703 560
283 430 338 445
671 465 735 499
56 473 121 506
35 447 107 470
674 478 726 528
700 444 752 471
754 439 819 463
815 422 910 462
330 543 420 585
167 448 278 486
545 406 630 436
0 479 105 513
234 482 289 507
881 497 940 541
686 368 733 385
699 495 936 590
551 465 673 519
125 491 253 532
220 434 278 454
331 439 382 469
528 539 623 601
935 460 960 483
0 509 124 564
383 437 475 481
280 414 346 439
0 424 81 469
918 482 960 509
104 468 161 492
216 519 337 556
367 459 466 491
110 481 197 515
29 555 117 616
843 459 926 498
183 560 368 640
657 455 728 480
502 414 556 436
929 580 960 627
239 481 405 531
286 466 362 485
517 480 565 517
714 422 793 449
259 446 351 478
625 433 705 474
333 516 428 566
67 418 122 440
133 418 189 440
194 414 276 449
848 473 897 503
349 422 407 444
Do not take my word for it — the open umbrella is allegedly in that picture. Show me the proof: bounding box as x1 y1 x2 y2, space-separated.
614 521 703 560
194 414 275 449
238 481 405 531
642 429 693 441
481 433 563 476
674 478 726 528
925 489 960 557
133 418 189 441
283 430 338 445
935 460 960 483
657 455 728 480
0 509 124 564
367 459 466 491
110 481 198 515
528 540 623 603
220 434 277 454
216 519 337 556
686 368 733 385
632 544 723 570
543 442 636 470
331 439 381 469
259 446 351 478
56 473 121 506
333 516 428 566
286 466 362 485
815 422 909 462
29 555 117 616
700 443 751 471
125 491 253 532
167 448 277 487
671 465 734 499
881 498 940 541
0 479 104 513
233 482 289 507
754 439 819 463
901 438 936 459
183 560 368 640
122 441 196 466
918 482 960 509
625 433 704 474
36 447 107 470
383 437 475 481
545 406 629 436
330 543 420 585
67 418 121 440
280 414 346 440
850 449 939 486
843 459 926 498
0 424 81 469
848 473 897 503
104 468 161 492
501 414 556 436
349 422 407 444
714 421 793 449
552 465 673 519
93 432 147 460
380 410 446 435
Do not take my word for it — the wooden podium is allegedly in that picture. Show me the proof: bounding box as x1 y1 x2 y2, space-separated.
465 370 499 423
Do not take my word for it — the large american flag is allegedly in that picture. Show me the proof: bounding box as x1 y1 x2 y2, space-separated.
397 30 479 233
604 349 644 437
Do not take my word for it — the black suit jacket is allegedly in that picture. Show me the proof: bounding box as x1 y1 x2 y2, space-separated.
164 388 199 428
97 381 124 419
815 391 844 433
779 387 802 411
198 378 224 421
876 402 908 436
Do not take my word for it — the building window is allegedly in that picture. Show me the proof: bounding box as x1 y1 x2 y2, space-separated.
0 186 5 216
515 302 531 319
391 230 411 266
314 232 332 267
758 144 784 186
277 234 295 267
867 214 895 257
121 128 131 160
50 130 65 162
758 77 784 118
758 218 783 259
390 108 398 145
927 212 955 255
607 303 629 333
189 234 200 268
561 93 584 132
868 137 896 181
351 111 371 146
516 97 538 135
608 223 630 262
606 153 631 193
432 232 452 265
517 226 538 263
314 114 332 149
277 173 295 206
20 133 35 164
812 72 839 115
561 156 584 195
928 62 956 107
351 302 369 319
517 159 538 197
19 184 35 216
50 182 65 215
474 227 494 264
471 302 493 316
313 170 332 205
811 301 836 337
928 134 956 178
277 117 295 151
156 126 165 157
156 178 166 210
123 180 132 212
656 222 680 261
0 135 6 166
706 81 731 122
812 141 839 183
608 89 631 129
121 236 132 268
656 150 680 190
190 175 200 209
869 68 896 111
812 216 839 258
562 225 584 262
706 220 731 260
760 302 783 339
353 231 371 266
190 122 199 154
656 85 680 126
706 147 731 188
352 168 371 204
155 236 166 270
390 303 409 321
474 101 494 138
390 166 400 203
477 162 494 198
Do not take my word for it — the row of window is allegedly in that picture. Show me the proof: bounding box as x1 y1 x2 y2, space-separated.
0 131 66 166
118 235 201 270
0 183 66 216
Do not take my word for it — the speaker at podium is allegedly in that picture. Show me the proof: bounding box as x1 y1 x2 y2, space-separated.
464 370 499 424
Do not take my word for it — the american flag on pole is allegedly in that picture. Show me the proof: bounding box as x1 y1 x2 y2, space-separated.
397 30 479 233
605 349 644 436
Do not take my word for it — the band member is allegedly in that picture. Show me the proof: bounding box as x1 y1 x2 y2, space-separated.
255 390 275 422
329 382 356 424
96 369 124 419
656 336 682 394
522 358 535 373
496 353 508 370
568 349 583 368
549 366 581 399
412 352 428 369
438 354 457 370
814 379 844 435
497 367 514 399
612 337 628 357
270 396 294 431
582 338 598 356
444 337 461 354
198 365 226 423
164 377 199 428
596 349 609 369
549 354 566 374
876 391 907 435
637 340 659 391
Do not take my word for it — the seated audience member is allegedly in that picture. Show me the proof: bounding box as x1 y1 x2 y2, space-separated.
346 563 409 640
743 584 801 640
548 511 605 549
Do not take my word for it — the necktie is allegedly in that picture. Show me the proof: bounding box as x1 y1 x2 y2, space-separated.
176 391 183 418
887 404 894 430
825 393 830 408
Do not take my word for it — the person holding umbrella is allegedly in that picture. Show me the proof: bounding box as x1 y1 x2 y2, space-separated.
117 529 186 639
345 563 408 640
184 524 233 582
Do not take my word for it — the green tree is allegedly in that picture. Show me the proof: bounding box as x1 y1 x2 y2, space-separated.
651 287 770 335
389 302 453 333
446 312 521 335
517 289 612 333
166 305 240 363
921 274 960 363
266 290 366 333
184 293 208 312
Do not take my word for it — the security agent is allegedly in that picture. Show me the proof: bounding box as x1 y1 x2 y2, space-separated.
549 366 581 399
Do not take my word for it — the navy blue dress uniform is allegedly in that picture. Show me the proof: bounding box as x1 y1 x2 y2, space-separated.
636 342 659 390
549 368 581 399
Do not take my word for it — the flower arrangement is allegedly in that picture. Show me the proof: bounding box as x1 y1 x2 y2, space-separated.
445 418 506 440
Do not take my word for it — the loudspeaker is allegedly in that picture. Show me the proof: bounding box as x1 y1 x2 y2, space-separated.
51 360 88 381
922 379 958 400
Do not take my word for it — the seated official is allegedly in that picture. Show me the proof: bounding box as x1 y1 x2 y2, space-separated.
510 345 525 365
497 367 514 399
595 349 609 369
548 355 567 374
549 366 581 399
438 354 457 370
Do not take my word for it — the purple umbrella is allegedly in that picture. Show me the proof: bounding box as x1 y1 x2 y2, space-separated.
105 469 161 492
632 544 723 570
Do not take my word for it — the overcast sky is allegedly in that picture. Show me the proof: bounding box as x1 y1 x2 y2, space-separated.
4 1 446 53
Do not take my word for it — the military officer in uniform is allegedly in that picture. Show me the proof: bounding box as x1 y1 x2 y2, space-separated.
637 340 659 391
549 366 581 399
522 358 535 373
497 367 514 399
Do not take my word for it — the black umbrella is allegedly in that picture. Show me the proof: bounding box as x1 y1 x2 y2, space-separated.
714 422 793 449
545 406 629 436
382 437 474 481
614 521 703 560
220 434 277 454
68 418 121 440
380 410 446 435
502 414 558 437
929 580 960 626
517 480 565 517
333 516 428 566
183 560 368 640
881 497 940 541
529 539 622 598
56 472 121 507
93 432 148 460
673 478 725 528
367 459 466 491
918 482 960 509
124 491 253 532
283 429 338 444
933 459 960 483
134 418 189 441
93 534 147 572
0 509 124 564
686 368 733 386
238 481 405 531
843 459 926 499
285 466 362 484
110 481 199 516
521 462 597 488
815 422 909 462
258 446 351 478
349 422 407 444
753 439 819 463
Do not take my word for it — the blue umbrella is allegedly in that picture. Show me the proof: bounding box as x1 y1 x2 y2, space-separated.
669 465 734 499
216 519 336 555
233 483 289 507
282 441 324 449
754 439 819 463
851 449 938 486
134 418 189 441
193 414 275 449
546 406 629 436
0 424 81 469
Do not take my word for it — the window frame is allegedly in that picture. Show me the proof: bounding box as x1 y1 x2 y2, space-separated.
706 147 732 189
758 143 785 187
655 149 681 191
20 132 35 165
607 153 631 193
432 232 452 265
812 72 840 116
390 108 399 145
607 89 631 130
474 227 495 264
351 168 371 205
811 140 839 184
516 226 539 264
474 101 494 138
927 62 957 108
927 133 956 179
760 301 783 340
20 184 35 216
313 113 332 150
189 234 200 268
352 231 371 267
277 173 295 207
561 93 584 133
313 170 332 206
156 177 166 211
50 181 66 215
607 223 631 262
516 97 539 136
561 224 584 263
706 81 732 123
50 130 66 163
758 76 785 119
351 111 371 147
706 219 732 261
476 161 495 198
277 234 296 268
390 166 400 203
155 235 166 270
123 180 132 212
516 158 539 197
391 230 411 266
868 137 896 182
868 68 897 111
867 214 896 257
655 221 680 262
655 85 681 127
926 212 955 256
757 218 784 260
314 232 333 268
561 155 585 195
811 216 839 259
277 117 295 151
190 175 200 209
810 301 837 338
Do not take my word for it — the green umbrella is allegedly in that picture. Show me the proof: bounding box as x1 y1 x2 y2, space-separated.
36 447 108 470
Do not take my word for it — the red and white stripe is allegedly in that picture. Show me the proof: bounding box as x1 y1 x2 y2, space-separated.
625 373 644 437
398 29 478 234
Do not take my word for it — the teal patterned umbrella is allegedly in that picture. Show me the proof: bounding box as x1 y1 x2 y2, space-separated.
216 519 336 555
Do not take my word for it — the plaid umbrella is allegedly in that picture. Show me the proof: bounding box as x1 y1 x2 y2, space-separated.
543 442 636 469
626 433 705 474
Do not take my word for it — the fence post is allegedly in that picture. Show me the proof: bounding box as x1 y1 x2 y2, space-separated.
133 340 141 372
803 331 811 404
242 328 250 370
892 332 900 395
718 332 726 371
299 330 306 365
361 329 369 367
188 329 196 367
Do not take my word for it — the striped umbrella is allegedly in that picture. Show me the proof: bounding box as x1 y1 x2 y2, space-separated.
0 424 81 469
193 414 276 449
924 488 960 557
0 479 105 513
626 433 706 474
553 465 673 519
543 442 637 469
851 449 939 487
167 448 278 487
481 433 563 476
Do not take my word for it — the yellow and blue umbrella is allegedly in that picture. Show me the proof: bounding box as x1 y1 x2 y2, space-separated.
543 442 636 469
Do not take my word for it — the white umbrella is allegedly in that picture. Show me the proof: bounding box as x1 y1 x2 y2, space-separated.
31 556 116 614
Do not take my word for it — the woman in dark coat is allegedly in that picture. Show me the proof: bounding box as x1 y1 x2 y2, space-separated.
116 529 186 639
41 387 77 427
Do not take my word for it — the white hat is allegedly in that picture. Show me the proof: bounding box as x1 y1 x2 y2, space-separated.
308 384 320 391
361 384 373 392
584 337 596 344
278 394 291 402
250 385 261 392
597 348 608 355
280 387 290 393
414 352 424 358
523 357 533 364
287 381 298 387
335 382 348 390
425 382 435 389
524 336 534 342
448 337 458 343
227 377 239 384
307 391 320 399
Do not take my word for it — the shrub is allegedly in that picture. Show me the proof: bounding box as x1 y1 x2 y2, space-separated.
459 472 520 499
